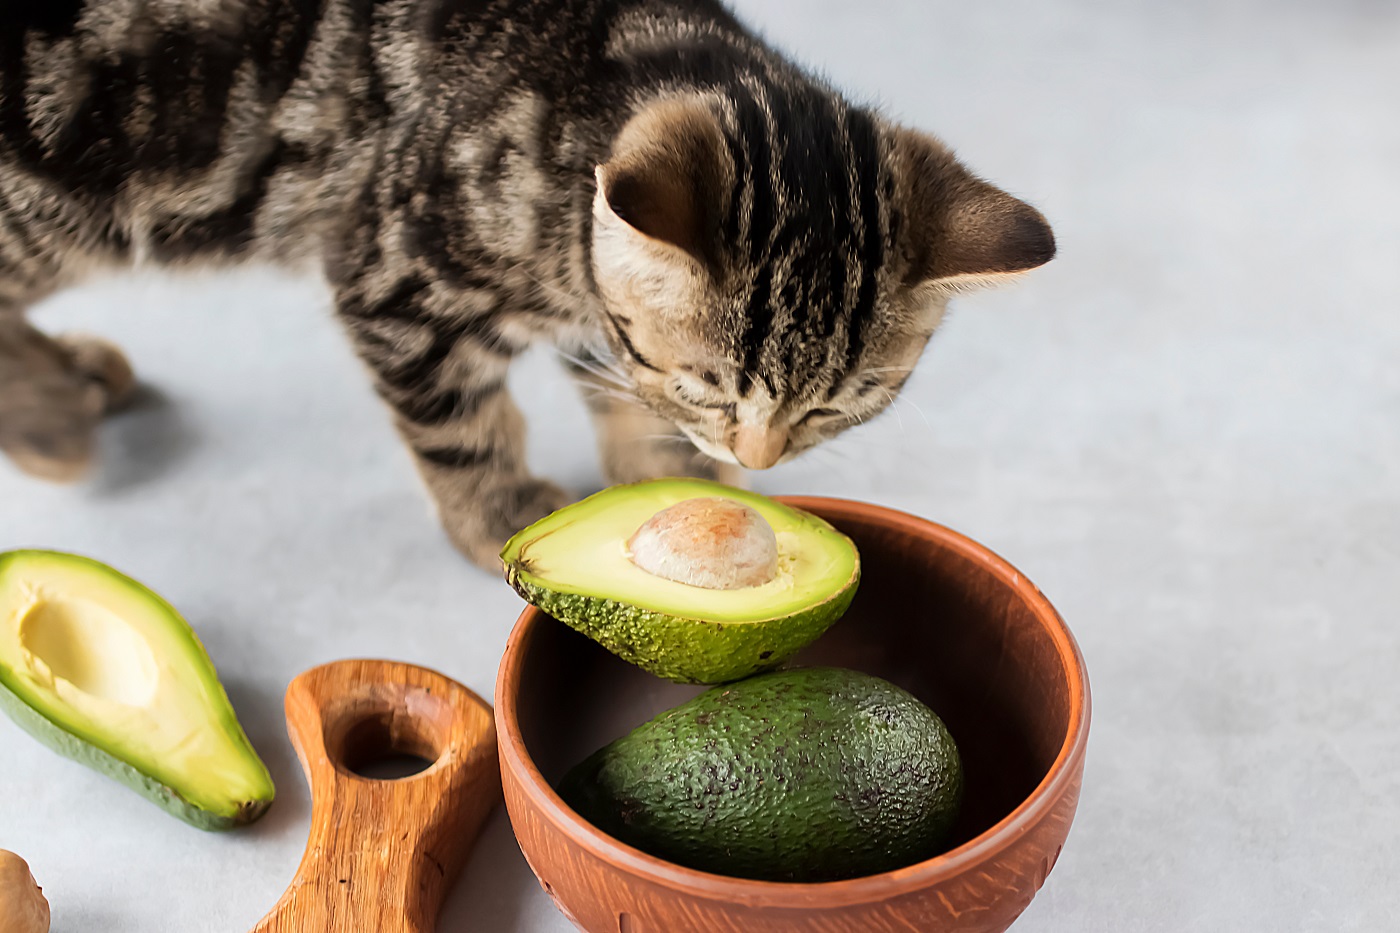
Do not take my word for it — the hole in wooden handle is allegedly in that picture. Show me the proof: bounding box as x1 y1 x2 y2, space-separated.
322 686 452 781
347 749 436 780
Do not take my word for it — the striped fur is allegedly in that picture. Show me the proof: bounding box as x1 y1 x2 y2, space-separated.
0 0 1055 568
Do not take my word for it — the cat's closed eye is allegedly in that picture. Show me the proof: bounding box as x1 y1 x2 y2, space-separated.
670 380 731 412
799 408 845 425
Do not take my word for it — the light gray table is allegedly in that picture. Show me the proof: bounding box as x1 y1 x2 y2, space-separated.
3 1 1398 930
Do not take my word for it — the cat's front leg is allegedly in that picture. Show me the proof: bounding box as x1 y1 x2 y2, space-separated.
563 348 746 488
397 387 569 571
337 282 568 571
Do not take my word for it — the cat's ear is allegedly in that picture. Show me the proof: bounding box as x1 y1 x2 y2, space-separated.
593 99 729 272
893 129 1056 287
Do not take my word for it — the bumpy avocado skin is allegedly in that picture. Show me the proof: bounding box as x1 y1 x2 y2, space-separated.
501 478 861 684
558 667 964 882
507 567 857 684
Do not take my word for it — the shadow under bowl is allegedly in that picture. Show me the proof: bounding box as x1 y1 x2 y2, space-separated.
495 497 1090 933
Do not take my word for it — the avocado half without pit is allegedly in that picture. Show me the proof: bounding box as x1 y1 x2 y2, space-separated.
0 551 275 830
501 478 861 684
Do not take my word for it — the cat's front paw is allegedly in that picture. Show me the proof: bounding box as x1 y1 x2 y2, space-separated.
443 476 572 572
0 372 105 483
58 334 137 412
0 324 119 482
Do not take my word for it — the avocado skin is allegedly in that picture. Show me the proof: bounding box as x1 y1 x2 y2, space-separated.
0 550 274 832
507 566 857 684
0 679 270 831
501 478 861 685
558 667 963 882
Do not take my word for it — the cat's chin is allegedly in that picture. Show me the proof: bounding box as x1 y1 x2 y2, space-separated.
677 428 740 467
677 427 808 471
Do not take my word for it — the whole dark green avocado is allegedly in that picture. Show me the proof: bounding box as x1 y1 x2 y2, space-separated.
558 667 963 882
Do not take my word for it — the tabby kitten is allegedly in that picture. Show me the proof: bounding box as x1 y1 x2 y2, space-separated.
0 0 1055 569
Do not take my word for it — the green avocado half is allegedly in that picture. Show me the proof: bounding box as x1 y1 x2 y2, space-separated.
0 550 275 831
501 478 860 684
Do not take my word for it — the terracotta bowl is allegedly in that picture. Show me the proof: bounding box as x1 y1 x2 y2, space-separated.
495 497 1091 933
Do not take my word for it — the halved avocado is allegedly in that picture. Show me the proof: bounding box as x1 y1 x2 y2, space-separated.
501 479 860 683
0 551 275 830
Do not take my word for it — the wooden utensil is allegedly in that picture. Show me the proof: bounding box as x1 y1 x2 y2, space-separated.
252 659 501 933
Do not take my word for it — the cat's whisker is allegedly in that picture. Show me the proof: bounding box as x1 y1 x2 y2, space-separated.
893 395 932 430
598 359 635 387
636 434 694 445
868 387 904 433
569 370 633 394
583 385 643 406
572 345 632 381
573 368 637 397
558 349 635 390
876 386 932 432
509 260 587 309
575 366 633 392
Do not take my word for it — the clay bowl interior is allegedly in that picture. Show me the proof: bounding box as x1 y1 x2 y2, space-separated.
497 497 1090 933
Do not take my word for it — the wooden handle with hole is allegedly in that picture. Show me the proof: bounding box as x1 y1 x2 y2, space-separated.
251 659 502 933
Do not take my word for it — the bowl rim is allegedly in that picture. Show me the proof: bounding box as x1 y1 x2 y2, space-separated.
495 495 1091 907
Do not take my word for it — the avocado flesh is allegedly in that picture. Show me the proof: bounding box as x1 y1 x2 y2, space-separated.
559 667 964 883
502 478 860 684
0 551 274 830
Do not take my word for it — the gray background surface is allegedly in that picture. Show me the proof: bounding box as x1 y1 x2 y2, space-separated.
3 1 1398 930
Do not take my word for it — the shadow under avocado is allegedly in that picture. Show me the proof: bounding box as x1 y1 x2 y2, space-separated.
219 676 308 841
90 383 200 496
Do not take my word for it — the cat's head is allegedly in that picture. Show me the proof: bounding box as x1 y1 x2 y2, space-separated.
590 94 1054 469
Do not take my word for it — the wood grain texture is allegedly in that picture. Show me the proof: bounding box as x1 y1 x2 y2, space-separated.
495 497 1091 933
252 659 501 933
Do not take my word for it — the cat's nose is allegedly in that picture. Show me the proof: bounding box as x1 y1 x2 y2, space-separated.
732 424 789 470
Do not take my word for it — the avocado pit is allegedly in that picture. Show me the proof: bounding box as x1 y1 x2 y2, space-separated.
499 477 861 683
627 497 779 590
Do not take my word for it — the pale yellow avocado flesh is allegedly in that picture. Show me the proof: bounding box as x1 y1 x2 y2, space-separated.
0 551 274 828
507 478 857 623
503 479 861 684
